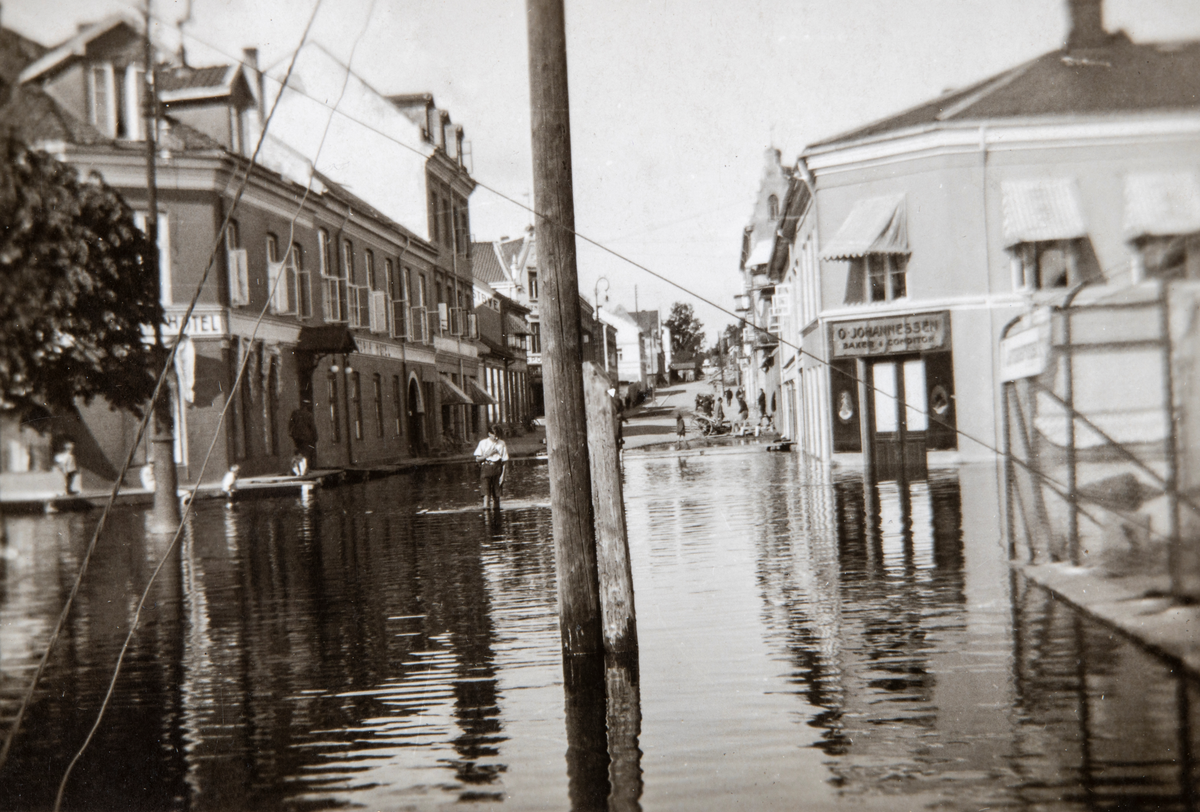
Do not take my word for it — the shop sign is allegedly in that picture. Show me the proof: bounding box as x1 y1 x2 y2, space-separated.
999 326 1048 381
148 310 227 338
830 312 948 358
355 338 405 359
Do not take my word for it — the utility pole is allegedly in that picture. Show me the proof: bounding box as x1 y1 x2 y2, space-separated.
527 0 602 657
144 2 180 533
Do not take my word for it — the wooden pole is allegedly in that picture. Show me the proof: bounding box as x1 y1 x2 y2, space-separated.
144 3 181 534
584 361 638 656
527 0 602 656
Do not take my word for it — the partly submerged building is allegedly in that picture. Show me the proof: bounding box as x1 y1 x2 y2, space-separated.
771 0 1200 481
2 13 488 488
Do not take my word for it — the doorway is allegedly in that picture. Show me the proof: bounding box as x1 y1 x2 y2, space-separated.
870 356 928 482
407 378 425 457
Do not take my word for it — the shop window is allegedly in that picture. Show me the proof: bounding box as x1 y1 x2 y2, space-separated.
829 359 861 453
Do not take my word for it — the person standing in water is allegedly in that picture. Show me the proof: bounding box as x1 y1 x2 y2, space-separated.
473 426 509 510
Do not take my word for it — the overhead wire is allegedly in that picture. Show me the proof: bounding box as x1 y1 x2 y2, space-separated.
122 2 1190 550
0 0 328 801
48 0 387 806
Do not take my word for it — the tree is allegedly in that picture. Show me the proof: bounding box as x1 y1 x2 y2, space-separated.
664 301 704 361
0 136 162 418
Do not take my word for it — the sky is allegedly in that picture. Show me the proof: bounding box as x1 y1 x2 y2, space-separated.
7 0 1200 342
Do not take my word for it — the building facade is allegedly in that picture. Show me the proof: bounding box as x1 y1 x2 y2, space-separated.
769 0 1200 480
5 14 488 487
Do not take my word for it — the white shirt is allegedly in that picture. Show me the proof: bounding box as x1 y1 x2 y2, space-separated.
473 436 509 463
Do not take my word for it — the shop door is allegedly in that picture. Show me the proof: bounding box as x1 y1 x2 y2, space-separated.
870 357 928 482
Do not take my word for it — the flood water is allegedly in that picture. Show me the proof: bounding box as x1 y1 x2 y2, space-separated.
1 451 1197 811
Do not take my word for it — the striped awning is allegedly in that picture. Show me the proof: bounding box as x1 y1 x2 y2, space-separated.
1001 178 1087 247
1124 172 1200 240
438 376 473 406
467 379 496 406
820 194 908 260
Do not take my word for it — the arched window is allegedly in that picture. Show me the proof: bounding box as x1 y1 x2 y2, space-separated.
768 194 779 220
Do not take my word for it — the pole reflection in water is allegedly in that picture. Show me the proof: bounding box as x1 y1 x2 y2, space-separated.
1 456 1199 810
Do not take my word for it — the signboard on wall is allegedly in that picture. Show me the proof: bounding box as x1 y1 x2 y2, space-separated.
829 311 949 358
999 326 1048 381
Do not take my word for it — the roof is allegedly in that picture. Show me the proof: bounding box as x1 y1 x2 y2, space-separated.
0 26 46 88
808 33 1200 152
158 65 247 103
0 82 225 151
18 12 143 84
471 242 507 285
632 310 659 334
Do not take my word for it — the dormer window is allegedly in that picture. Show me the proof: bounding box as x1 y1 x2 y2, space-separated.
89 63 116 136
88 62 144 140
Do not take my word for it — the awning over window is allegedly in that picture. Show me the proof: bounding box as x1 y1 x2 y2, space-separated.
745 239 775 268
504 313 530 335
820 194 908 260
437 376 473 406
296 325 357 355
1124 172 1200 240
1001 179 1086 247
467 379 496 406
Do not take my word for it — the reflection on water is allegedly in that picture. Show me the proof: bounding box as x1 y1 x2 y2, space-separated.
1 455 1197 810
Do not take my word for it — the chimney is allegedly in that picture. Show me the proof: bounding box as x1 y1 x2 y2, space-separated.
242 47 265 124
1065 0 1108 51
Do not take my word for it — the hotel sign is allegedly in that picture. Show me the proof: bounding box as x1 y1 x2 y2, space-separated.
830 311 949 358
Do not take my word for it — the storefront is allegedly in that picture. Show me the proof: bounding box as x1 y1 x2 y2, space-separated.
827 310 956 481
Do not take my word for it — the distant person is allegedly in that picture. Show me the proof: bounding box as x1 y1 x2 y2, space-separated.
725 389 733 406
289 401 318 471
676 410 686 438
474 426 509 510
758 389 767 419
222 464 241 500
54 441 79 494
737 395 749 424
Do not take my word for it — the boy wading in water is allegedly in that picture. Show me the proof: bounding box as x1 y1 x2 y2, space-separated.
473 426 509 510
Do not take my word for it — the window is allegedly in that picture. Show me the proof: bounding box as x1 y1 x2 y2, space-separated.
89 63 116 137
320 229 347 322
392 375 403 437
430 192 441 245
373 374 384 437
350 371 363 441
122 65 144 140
328 373 341 442
267 233 287 314
768 194 779 220
294 244 312 318
1011 240 1075 291
528 270 539 301
847 254 908 304
1133 235 1200 281
529 321 542 354
390 260 408 339
418 273 428 309
133 211 171 306
226 219 249 307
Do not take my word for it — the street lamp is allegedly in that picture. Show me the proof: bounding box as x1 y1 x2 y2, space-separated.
594 277 610 379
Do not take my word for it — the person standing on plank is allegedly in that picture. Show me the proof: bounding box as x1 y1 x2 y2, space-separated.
473 426 509 510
